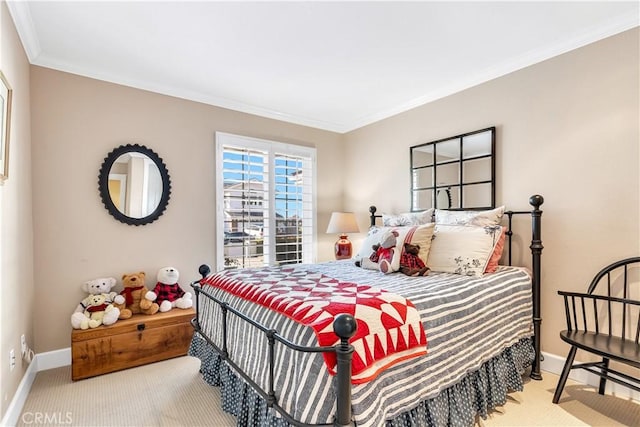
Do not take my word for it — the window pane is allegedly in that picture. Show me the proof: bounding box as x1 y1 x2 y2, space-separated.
221 147 267 269
275 154 305 264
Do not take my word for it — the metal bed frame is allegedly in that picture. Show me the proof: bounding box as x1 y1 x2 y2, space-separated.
190 195 544 426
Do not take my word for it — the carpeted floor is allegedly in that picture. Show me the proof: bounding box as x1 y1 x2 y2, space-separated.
15 356 640 426
480 374 639 426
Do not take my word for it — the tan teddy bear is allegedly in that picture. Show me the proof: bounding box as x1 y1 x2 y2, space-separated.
115 271 159 319
80 294 118 329
70 277 123 329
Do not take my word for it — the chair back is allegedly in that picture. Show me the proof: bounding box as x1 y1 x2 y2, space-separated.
560 257 640 343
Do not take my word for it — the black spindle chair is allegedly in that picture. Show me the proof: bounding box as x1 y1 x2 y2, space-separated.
553 257 640 403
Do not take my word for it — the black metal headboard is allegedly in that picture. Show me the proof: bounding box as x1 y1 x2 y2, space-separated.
368 206 382 228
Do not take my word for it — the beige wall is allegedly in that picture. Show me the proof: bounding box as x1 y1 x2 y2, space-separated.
0 1 34 417
343 28 640 359
29 67 344 354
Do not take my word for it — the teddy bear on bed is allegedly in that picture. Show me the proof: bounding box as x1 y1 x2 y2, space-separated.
399 243 430 277
71 277 123 329
357 229 399 274
114 271 159 319
148 267 193 312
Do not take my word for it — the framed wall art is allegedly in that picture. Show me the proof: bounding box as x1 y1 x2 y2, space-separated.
0 71 12 181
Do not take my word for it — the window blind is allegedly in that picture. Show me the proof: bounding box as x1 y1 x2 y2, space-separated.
216 133 316 271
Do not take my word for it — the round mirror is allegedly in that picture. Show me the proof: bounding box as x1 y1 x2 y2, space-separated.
98 144 171 226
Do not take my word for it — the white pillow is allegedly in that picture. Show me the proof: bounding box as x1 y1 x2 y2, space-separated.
427 224 502 277
352 226 387 260
434 206 505 227
382 209 434 227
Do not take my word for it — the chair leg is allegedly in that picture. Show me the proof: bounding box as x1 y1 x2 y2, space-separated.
553 346 577 404
598 357 610 395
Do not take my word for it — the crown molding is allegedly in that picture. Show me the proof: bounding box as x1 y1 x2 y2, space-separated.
6 1 41 62
29 51 352 133
345 14 640 133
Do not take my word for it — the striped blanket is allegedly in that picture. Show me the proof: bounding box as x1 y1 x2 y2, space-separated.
201 267 427 383
195 262 533 426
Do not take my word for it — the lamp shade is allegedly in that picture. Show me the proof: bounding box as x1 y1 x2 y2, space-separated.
326 212 360 234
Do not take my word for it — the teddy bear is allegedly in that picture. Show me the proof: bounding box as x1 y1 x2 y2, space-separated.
77 293 118 329
114 271 159 319
399 242 430 277
357 229 399 274
71 277 123 329
148 267 193 312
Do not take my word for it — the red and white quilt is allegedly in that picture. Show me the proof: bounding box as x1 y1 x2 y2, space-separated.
202 266 427 383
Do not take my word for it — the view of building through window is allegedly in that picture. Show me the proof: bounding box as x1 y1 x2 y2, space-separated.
216 134 315 270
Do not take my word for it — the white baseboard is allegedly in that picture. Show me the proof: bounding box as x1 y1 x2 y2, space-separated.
541 351 640 402
35 348 71 371
0 348 71 427
1 356 38 427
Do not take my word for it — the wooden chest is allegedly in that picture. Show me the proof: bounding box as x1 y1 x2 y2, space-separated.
71 308 195 380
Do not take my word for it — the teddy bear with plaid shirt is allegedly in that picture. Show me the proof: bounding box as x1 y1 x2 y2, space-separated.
399 243 430 276
148 267 193 312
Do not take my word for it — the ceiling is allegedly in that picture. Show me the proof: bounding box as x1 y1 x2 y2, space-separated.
7 1 639 133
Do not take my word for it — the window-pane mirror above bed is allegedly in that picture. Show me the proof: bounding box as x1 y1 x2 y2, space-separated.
411 127 495 210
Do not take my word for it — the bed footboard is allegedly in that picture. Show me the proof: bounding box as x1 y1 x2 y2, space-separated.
191 264 357 427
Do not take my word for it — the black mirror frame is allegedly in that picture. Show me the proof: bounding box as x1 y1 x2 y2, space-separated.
98 144 171 226
410 127 495 211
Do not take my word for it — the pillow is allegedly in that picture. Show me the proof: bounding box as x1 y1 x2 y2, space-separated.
427 224 503 277
382 208 434 227
353 224 435 272
390 223 435 270
484 226 506 274
352 226 387 260
435 206 505 227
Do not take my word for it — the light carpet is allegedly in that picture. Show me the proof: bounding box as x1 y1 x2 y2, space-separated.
15 356 640 426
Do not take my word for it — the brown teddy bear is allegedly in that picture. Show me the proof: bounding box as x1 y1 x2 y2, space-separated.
399 243 430 276
115 272 159 319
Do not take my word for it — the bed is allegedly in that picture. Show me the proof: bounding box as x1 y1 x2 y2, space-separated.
188 195 543 427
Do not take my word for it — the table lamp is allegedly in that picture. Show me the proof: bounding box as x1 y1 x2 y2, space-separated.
326 212 360 260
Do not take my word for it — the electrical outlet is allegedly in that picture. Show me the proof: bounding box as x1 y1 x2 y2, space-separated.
21 334 26 355
9 349 15 370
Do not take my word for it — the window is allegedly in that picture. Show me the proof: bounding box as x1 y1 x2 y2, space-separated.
216 133 316 271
